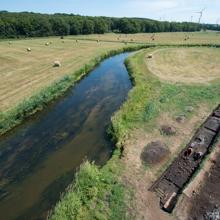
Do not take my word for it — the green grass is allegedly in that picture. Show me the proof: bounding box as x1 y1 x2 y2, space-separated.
110 48 220 146
49 150 128 220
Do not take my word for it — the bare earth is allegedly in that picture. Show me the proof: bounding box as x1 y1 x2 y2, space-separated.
122 105 211 220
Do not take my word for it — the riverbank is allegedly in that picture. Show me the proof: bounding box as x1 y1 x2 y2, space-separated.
50 46 220 219
0 43 149 136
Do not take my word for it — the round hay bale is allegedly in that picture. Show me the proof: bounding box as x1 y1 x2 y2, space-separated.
160 125 176 136
53 61 61 67
141 141 170 165
147 54 153 59
8 41 12 45
60 36 64 39
185 106 194 113
26 48 31 52
45 42 49 46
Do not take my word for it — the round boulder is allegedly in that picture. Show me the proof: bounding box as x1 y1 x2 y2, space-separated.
140 141 170 165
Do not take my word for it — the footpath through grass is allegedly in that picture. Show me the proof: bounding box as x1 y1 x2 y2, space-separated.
50 46 220 219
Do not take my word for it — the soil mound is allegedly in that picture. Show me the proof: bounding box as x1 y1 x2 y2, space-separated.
141 141 170 165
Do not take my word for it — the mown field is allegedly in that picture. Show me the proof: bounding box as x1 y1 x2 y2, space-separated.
50 46 220 219
70 31 220 45
0 38 128 112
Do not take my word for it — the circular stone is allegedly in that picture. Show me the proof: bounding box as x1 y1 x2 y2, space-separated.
140 141 170 165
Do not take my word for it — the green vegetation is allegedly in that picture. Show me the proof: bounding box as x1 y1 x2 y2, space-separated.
111 48 220 145
50 47 220 219
0 44 149 135
2 11 218 39
50 150 128 220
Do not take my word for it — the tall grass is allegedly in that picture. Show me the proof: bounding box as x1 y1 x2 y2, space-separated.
49 150 127 220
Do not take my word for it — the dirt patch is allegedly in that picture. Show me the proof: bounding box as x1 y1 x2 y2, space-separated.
176 141 220 220
141 141 170 165
160 125 177 136
122 105 210 220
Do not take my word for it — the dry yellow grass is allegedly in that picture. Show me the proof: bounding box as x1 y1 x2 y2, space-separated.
0 37 127 112
146 47 220 84
70 31 220 45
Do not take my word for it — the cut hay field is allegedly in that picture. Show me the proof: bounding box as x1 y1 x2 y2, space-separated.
146 47 220 84
70 31 220 45
0 37 128 112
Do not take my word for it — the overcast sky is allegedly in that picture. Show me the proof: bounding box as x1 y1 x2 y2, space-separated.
1 0 220 24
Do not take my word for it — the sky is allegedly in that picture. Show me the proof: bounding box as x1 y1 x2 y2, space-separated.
1 0 220 24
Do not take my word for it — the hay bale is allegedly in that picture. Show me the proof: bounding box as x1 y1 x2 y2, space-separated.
53 61 61 67
50 42 52 44
185 106 194 112
8 41 12 45
60 36 64 39
27 48 31 52
147 54 153 59
45 42 49 46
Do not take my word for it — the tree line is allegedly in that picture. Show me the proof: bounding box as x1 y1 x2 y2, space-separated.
0 11 218 38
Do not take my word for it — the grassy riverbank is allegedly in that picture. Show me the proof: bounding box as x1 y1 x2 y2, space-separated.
50 46 220 219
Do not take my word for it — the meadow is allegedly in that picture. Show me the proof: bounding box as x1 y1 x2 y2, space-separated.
0 37 128 112
70 31 220 45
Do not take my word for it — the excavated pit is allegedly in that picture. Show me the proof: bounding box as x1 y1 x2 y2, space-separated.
149 104 220 213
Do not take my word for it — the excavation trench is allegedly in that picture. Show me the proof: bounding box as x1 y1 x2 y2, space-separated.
0 52 132 220
150 104 220 213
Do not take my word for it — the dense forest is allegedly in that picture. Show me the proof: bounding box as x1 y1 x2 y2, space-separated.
0 11 219 38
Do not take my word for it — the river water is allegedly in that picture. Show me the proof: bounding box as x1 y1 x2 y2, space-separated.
0 52 132 220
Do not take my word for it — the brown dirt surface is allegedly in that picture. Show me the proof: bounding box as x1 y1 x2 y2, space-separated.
122 105 210 220
140 141 170 165
176 140 220 220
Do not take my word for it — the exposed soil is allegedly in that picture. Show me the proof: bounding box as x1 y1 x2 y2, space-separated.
141 141 170 165
160 125 177 136
176 140 220 220
122 105 211 220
